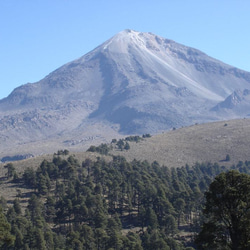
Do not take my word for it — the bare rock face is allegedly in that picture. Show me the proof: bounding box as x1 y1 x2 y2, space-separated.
211 89 250 110
1 29 250 156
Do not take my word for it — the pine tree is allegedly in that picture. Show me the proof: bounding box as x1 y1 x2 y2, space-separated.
0 206 15 248
196 170 250 249
4 163 15 179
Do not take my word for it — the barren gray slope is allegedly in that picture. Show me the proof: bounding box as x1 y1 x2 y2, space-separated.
0 29 250 158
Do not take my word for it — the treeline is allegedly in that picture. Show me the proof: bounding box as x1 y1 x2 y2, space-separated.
1 155 250 249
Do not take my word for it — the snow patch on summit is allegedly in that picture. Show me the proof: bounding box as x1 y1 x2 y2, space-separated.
103 29 147 52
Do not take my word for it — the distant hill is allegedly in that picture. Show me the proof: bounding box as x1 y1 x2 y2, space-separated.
111 118 250 168
1 29 250 157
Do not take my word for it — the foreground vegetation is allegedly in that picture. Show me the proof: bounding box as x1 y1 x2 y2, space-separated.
1 153 250 249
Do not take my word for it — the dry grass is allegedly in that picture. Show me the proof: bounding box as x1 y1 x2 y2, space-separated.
111 118 250 168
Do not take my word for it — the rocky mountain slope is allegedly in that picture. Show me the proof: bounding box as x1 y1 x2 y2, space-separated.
1 29 250 158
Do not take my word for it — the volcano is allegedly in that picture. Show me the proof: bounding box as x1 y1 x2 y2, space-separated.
1 29 250 157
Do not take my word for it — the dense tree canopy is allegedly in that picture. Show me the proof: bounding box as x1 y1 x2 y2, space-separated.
2 150 250 249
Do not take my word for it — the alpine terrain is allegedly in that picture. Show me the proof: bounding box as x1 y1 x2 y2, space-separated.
1 29 250 158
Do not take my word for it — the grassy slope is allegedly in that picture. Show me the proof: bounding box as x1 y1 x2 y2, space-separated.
2 118 250 173
111 118 250 168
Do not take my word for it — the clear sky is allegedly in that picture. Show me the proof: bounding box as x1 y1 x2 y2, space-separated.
0 0 249 99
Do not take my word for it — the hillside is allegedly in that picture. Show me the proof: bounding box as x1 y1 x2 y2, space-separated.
2 118 250 170
1 118 250 213
111 118 250 168
1 139 250 249
1 119 250 248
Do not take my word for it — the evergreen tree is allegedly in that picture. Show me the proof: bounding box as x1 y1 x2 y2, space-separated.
124 141 130 150
4 163 15 180
23 168 37 189
0 206 15 248
196 170 250 249
13 199 22 215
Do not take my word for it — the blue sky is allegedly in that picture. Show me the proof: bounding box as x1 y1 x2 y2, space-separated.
0 0 249 99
